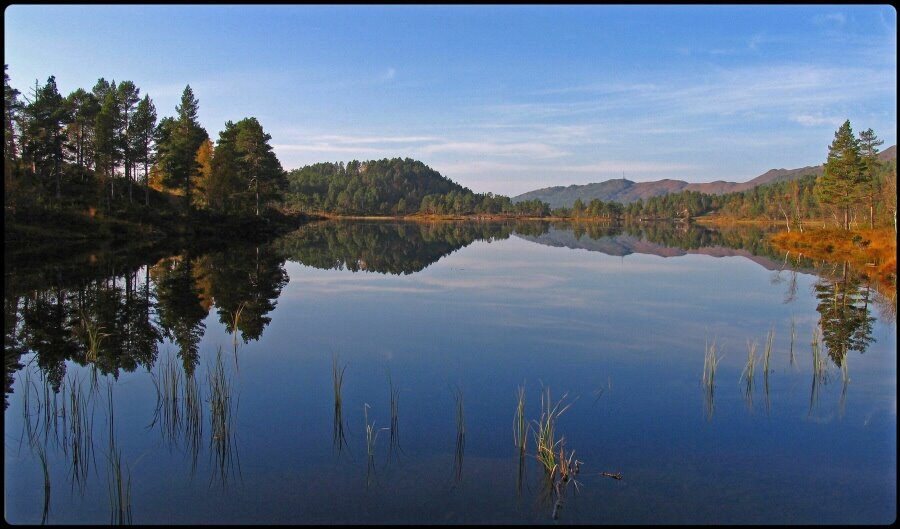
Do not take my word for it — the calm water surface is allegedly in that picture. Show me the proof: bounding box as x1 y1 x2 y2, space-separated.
4 220 896 524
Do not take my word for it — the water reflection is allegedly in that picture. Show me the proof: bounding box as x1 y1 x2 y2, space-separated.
3 219 895 524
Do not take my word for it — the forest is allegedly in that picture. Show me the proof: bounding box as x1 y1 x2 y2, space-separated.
4 66 290 246
4 64 897 238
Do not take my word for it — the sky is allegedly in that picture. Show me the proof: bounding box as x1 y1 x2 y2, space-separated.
4 5 897 196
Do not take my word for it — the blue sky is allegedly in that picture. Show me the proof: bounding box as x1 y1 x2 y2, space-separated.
4 5 896 196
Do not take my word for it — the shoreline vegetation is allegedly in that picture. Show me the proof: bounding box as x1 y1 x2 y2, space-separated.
4 67 895 296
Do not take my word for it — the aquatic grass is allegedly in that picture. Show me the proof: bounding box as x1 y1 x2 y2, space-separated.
739 340 758 410
332 355 348 451
513 384 527 453
183 372 203 473
149 353 183 445
106 447 132 525
79 310 109 365
36 443 51 525
453 386 465 482
208 347 240 488
762 327 775 376
839 354 850 418
227 301 247 368
387 374 401 455
105 383 132 525
21 367 40 450
702 339 721 420
67 374 95 493
763 328 775 414
789 317 797 368
363 403 383 458
809 326 827 416
532 387 574 477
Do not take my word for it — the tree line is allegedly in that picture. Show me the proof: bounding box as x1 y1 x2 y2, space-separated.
4 65 285 218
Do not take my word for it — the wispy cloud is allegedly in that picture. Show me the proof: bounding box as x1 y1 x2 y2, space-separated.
791 113 845 127
814 12 847 26
417 141 568 159
380 67 396 81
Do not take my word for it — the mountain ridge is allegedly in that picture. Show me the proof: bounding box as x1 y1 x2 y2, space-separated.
512 145 896 208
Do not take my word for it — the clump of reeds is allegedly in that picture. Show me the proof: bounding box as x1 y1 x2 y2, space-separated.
532 387 573 477
106 448 132 525
809 326 827 416
149 353 183 444
513 384 527 454
80 311 109 365
702 339 720 420
453 386 465 482
332 355 348 451
388 374 400 455
21 367 40 449
67 374 95 493
363 403 382 459
208 347 239 487
105 383 132 525
183 372 203 473
740 340 758 410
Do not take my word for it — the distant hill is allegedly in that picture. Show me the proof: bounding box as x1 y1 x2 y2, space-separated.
512 145 896 208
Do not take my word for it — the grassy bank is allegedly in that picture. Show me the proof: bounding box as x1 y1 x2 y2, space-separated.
770 227 896 292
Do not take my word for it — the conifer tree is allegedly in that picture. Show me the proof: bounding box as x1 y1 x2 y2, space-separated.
815 120 864 230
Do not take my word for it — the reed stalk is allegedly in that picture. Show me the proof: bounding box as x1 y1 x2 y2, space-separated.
453 386 465 482
208 347 239 487
388 374 400 454
513 384 527 453
332 355 348 451
532 387 573 477
702 339 720 420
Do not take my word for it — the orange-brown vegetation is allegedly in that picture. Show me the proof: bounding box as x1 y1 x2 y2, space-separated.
771 227 896 295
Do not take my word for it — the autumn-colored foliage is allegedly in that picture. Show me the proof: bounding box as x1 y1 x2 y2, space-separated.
771 227 896 295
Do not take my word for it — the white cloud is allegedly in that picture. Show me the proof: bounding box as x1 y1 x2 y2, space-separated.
791 114 844 127
814 12 847 26
380 67 396 81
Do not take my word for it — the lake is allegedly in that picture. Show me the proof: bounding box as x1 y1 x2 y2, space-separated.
4 220 896 524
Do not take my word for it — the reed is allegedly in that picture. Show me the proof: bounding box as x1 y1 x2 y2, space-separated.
37 443 50 525
79 310 109 365
67 374 94 493
149 353 183 444
513 384 527 453
789 317 797 368
809 326 827 415
332 355 348 450
453 386 465 482
740 340 758 410
388 374 400 454
364 403 383 459
105 383 132 525
208 347 239 487
763 328 775 414
183 372 203 473
532 387 573 477
702 339 720 420
21 367 40 449
106 448 132 525
763 328 775 376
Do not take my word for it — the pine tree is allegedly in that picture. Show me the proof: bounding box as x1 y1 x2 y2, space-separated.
129 95 157 206
815 120 864 230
